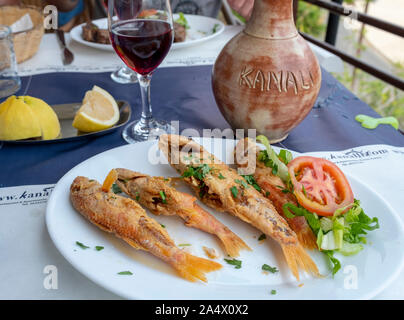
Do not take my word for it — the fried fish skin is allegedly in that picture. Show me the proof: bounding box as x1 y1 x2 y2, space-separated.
158 134 319 281
70 176 222 282
234 138 317 250
115 168 250 258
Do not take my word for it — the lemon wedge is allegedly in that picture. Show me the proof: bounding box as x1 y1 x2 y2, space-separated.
0 95 60 141
72 86 119 133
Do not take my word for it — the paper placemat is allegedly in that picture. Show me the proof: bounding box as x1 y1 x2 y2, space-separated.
17 26 343 76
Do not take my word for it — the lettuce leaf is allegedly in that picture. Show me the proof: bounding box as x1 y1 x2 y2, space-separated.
342 200 379 244
256 135 290 183
339 241 363 256
320 231 338 250
175 12 190 29
284 199 378 276
324 251 341 275
282 203 321 234
320 217 333 233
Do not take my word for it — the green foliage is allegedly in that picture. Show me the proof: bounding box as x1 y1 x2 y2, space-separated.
296 2 327 38
295 0 403 130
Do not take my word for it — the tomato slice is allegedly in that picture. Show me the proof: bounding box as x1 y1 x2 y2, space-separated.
288 156 354 216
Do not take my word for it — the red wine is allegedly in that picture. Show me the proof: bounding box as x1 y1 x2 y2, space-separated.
110 19 173 75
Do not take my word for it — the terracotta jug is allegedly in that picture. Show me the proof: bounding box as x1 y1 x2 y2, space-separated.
212 0 321 142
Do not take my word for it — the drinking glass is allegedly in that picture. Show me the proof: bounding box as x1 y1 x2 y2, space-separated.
0 25 20 99
108 0 175 143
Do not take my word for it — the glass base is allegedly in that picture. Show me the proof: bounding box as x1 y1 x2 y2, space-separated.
111 67 138 84
122 118 175 144
0 78 21 99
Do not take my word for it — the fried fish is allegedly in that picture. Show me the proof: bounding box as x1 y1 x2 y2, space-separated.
115 168 250 258
158 134 319 281
70 176 222 282
234 138 317 249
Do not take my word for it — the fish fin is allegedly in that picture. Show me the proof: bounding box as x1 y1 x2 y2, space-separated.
281 243 320 281
122 237 147 252
217 230 251 258
115 168 148 180
296 228 318 250
93 221 113 233
174 252 222 282
186 202 251 257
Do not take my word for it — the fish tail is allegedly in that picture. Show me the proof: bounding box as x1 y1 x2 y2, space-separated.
281 243 320 281
173 252 222 282
296 228 318 250
217 229 251 258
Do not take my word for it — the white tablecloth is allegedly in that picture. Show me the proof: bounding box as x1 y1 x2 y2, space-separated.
1 144 403 299
17 26 343 76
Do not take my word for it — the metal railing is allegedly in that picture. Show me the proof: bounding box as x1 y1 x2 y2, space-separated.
221 0 404 91
296 0 404 91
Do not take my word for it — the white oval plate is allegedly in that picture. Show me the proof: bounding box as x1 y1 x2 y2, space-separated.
70 14 225 51
46 138 404 300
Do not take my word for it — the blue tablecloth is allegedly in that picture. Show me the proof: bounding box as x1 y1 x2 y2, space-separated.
1 66 403 188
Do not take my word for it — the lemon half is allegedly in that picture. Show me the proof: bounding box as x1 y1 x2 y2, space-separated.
72 86 119 133
0 96 60 141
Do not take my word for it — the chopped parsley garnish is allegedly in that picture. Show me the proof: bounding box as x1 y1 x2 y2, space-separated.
199 188 206 199
95 246 104 251
235 179 250 189
224 258 242 269
258 234 266 241
76 241 89 249
270 290 277 295
218 173 226 180
242 175 261 192
117 271 133 275
262 264 279 273
182 164 212 181
159 191 167 204
160 224 166 228
212 23 220 33
135 192 140 201
265 191 270 197
230 186 238 198
111 183 122 194
277 185 291 194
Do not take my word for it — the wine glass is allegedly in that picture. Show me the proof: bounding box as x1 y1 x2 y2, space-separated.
108 0 175 143
111 66 138 84
109 0 138 84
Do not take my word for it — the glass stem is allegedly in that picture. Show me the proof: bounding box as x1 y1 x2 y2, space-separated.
138 73 154 126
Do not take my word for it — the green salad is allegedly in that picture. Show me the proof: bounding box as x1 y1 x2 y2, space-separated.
256 135 380 275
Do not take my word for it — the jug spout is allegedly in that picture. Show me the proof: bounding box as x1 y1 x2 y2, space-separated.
244 0 297 40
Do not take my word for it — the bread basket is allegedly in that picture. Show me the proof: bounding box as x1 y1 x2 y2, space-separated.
0 5 44 63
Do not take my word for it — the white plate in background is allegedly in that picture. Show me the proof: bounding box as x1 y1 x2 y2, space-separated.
70 15 225 51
